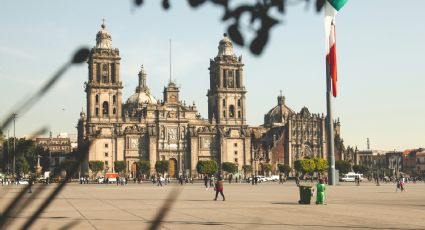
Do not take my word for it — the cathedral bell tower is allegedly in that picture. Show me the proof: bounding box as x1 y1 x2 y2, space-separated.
85 22 122 123
207 33 246 126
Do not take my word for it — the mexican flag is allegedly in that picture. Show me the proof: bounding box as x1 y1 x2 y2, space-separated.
325 0 348 97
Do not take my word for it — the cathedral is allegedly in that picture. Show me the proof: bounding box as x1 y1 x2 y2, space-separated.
77 23 251 178
77 22 346 178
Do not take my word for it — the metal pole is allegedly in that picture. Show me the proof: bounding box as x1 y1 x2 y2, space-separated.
49 131 52 172
7 129 10 175
13 113 16 177
326 59 336 186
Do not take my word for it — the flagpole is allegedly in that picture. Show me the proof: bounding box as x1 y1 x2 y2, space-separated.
326 58 336 186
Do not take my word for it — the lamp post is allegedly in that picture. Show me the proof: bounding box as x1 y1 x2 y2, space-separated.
48 131 52 172
12 113 17 177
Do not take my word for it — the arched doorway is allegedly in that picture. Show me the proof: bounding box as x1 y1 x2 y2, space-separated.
168 158 178 178
131 162 137 178
258 163 263 176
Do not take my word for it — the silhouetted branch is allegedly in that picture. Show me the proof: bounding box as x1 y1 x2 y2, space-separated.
133 0 326 55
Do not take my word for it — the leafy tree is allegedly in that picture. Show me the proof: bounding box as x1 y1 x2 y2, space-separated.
136 160 150 176
196 160 218 176
114 161 126 174
155 160 169 175
222 162 238 174
352 164 369 174
277 164 291 176
335 160 352 175
263 163 272 175
294 159 315 178
89 160 104 177
60 159 78 178
313 158 328 177
16 156 29 175
242 165 252 174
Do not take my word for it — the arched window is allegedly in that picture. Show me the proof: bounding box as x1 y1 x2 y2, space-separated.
113 108 116 115
102 64 109 83
96 63 101 82
96 94 99 103
112 95 116 104
111 63 116 83
95 107 99 116
237 99 241 107
223 110 226 118
102 101 109 115
229 105 235 118
236 70 240 88
238 111 241 118
222 99 226 106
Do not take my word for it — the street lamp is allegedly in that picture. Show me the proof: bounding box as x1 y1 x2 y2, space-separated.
12 113 17 177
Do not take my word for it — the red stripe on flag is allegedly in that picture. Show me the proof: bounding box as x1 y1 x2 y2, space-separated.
328 23 337 97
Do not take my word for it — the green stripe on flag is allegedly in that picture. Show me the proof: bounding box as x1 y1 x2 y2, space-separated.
327 0 348 11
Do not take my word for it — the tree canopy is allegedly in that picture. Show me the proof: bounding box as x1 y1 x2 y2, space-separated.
352 164 368 174
89 160 104 176
155 160 169 174
222 162 238 174
196 160 218 176
114 161 126 174
277 164 291 176
136 160 150 176
335 160 352 175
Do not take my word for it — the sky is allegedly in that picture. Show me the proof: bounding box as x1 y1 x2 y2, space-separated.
0 0 424 151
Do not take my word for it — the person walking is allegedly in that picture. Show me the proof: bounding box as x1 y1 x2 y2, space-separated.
157 175 163 187
204 175 209 190
214 176 225 201
295 176 300 187
316 179 326 204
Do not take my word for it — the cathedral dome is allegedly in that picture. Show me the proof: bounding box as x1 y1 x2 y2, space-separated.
126 65 157 106
96 21 112 49
217 33 235 57
264 94 294 127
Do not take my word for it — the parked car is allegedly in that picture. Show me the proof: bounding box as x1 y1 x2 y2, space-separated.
266 175 279 182
246 176 267 183
340 172 364 182
18 179 29 185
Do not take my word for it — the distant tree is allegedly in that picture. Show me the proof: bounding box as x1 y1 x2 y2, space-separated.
352 164 368 174
155 160 169 175
277 164 291 176
16 156 30 175
136 160 150 177
60 159 78 178
294 159 315 178
335 160 352 175
89 160 104 178
114 161 126 174
196 160 218 176
222 162 238 174
262 163 272 175
242 165 253 175
313 158 328 177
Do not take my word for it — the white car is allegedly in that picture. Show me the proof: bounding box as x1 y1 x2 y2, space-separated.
266 175 279 182
18 179 29 185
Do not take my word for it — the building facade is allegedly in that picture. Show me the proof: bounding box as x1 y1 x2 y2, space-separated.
77 23 251 178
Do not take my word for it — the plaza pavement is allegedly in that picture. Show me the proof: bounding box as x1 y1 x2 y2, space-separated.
1 181 425 230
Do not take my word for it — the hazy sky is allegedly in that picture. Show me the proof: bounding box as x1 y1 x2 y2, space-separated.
0 1 424 151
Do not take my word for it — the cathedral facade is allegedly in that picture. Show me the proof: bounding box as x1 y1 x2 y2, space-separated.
77 22 347 178
77 23 251 178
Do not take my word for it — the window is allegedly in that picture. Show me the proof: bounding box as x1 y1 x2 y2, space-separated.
238 111 241 118
223 69 227 87
223 110 226 118
236 70 240 88
105 161 108 166
234 143 237 147
104 152 108 157
102 64 109 83
234 151 238 155
229 105 235 118
234 158 238 163
222 99 226 106
113 95 116 104
111 63 116 83
113 108 116 115
102 101 109 115
105 143 108 148
95 107 99 116
237 99 241 107
96 63 101 82
96 94 99 103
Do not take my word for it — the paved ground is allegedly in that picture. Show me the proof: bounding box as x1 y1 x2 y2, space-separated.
1 181 425 230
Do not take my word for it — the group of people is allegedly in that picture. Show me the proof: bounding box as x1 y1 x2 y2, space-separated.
79 176 90 184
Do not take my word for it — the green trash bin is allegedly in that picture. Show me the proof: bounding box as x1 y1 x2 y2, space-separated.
298 185 312 204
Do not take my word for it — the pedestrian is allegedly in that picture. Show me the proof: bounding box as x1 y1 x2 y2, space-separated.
28 176 33 193
399 178 405 192
214 176 225 201
116 176 120 186
355 176 360 186
210 175 214 187
235 175 238 183
295 176 300 187
316 178 326 204
204 175 209 190
157 175 163 187
254 176 258 185
229 174 233 184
